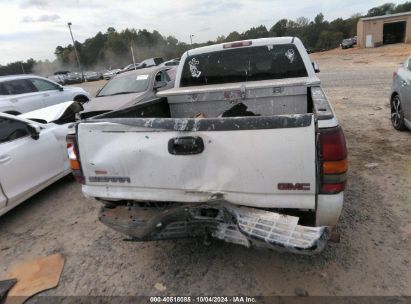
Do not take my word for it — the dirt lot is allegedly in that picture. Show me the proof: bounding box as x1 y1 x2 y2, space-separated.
0 44 410 298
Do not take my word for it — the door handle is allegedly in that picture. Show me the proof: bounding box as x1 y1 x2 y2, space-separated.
0 155 11 164
168 136 204 155
10 98 18 103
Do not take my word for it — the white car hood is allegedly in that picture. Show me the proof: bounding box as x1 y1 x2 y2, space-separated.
19 101 77 123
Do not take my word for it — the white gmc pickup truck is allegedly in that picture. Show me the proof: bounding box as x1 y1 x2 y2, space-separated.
68 37 347 254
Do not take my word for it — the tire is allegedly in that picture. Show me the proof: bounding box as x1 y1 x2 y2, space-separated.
74 96 89 104
391 94 406 130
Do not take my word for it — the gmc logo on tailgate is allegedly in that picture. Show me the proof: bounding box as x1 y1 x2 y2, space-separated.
277 183 311 191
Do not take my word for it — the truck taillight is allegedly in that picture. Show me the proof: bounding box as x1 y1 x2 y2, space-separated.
66 134 84 184
319 126 348 194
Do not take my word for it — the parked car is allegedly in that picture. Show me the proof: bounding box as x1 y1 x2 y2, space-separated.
0 75 90 115
0 101 82 216
103 69 121 80
159 58 180 67
53 70 71 84
49 74 66 85
139 57 163 67
65 72 83 84
54 70 70 75
341 38 355 49
85 71 102 82
391 56 411 130
119 63 140 73
118 58 165 74
80 66 176 118
69 37 348 254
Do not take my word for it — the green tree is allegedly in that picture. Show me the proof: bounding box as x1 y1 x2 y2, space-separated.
366 3 395 16
314 13 324 24
225 31 241 42
242 25 269 39
270 19 288 36
316 31 343 49
394 1 411 13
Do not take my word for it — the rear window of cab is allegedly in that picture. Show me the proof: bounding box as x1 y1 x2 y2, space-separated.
180 44 308 87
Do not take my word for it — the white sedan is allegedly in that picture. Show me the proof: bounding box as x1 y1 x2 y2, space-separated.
0 101 81 216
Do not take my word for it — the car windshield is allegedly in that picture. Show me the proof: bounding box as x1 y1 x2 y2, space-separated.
97 73 150 97
180 44 307 87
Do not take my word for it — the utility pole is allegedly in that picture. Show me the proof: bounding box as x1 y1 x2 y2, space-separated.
190 34 194 45
20 62 25 74
131 44 137 70
67 22 84 81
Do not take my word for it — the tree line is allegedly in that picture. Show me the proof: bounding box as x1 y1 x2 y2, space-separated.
1 2 410 76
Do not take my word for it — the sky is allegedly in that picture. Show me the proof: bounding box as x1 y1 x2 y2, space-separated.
0 0 404 64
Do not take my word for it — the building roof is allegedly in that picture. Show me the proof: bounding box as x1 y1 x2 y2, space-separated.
360 11 411 21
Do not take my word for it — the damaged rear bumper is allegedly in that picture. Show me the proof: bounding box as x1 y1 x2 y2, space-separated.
99 202 329 255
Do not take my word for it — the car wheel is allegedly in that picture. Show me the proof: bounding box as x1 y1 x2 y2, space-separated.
391 94 406 130
74 96 89 104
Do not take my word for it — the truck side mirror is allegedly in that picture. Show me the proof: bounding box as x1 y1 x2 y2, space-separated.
312 62 320 73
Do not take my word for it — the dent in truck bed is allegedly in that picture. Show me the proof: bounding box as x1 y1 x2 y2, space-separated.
99 202 328 255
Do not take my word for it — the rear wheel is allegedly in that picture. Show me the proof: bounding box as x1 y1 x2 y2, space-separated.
74 96 89 104
391 94 406 130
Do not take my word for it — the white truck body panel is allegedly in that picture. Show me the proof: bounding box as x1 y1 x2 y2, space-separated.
78 115 317 209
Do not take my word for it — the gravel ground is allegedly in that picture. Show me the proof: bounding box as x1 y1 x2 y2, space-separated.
0 44 410 298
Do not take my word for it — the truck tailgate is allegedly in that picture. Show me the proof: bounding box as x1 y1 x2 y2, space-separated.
78 114 317 209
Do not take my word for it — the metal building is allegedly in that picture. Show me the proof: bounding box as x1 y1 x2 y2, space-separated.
357 11 411 48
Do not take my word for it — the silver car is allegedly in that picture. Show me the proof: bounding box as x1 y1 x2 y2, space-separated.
80 66 175 118
391 56 411 130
